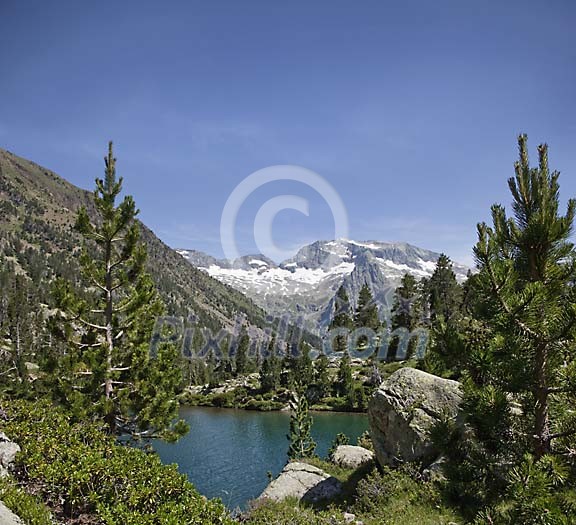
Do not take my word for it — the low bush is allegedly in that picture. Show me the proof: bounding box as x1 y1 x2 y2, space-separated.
351 466 462 525
244 497 347 525
1 399 233 524
0 479 53 525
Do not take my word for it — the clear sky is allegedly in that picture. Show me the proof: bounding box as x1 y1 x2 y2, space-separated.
1 1 575 266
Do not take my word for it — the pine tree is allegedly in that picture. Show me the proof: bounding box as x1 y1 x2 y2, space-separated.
354 284 380 331
213 336 233 384
260 336 281 392
473 134 576 458
52 142 187 439
234 328 250 376
389 273 421 360
329 285 354 353
423 256 466 375
0 273 42 392
314 354 331 398
205 349 217 387
328 432 349 461
428 254 462 323
295 341 314 387
287 392 316 460
353 385 368 411
336 352 354 398
354 284 380 350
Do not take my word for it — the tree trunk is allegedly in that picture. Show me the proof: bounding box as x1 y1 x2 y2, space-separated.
104 238 115 433
534 342 550 458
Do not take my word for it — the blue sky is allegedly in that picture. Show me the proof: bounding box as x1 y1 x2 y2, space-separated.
1 1 575 266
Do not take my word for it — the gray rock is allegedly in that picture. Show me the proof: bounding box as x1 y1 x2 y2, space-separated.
368 367 462 466
331 445 374 469
259 462 342 503
0 433 20 471
0 501 23 524
422 455 448 482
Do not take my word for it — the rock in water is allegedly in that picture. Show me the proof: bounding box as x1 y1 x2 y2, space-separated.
259 462 342 503
368 367 462 466
331 445 374 469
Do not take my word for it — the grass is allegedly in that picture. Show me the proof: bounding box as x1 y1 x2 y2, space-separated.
244 455 464 524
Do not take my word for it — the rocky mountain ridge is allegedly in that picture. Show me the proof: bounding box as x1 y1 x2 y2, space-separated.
177 239 470 331
0 147 269 335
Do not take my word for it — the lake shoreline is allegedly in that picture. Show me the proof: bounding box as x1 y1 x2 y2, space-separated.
180 403 368 415
154 405 370 510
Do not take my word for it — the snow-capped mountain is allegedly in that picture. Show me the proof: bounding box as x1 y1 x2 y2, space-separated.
176 240 470 331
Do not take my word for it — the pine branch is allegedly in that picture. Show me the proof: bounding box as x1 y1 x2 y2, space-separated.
547 385 576 394
89 278 108 294
550 428 576 441
77 316 107 331
76 342 102 349
484 256 540 341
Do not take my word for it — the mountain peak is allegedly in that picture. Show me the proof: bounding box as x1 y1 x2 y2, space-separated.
178 239 470 330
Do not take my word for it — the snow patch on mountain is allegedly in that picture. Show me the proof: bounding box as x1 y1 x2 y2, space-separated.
177 239 470 330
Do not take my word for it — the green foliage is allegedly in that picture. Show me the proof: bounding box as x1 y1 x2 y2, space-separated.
50 143 186 439
233 328 251 376
245 497 347 525
294 341 315 388
354 284 380 331
354 284 380 350
313 354 331 398
0 479 53 525
351 466 463 525
356 430 373 451
327 432 349 461
336 353 354 398
432 135 576 523
1 399 232 524
260 336 282 392
0 270 45 396
473 455 575 525
419 254 466 377
472 134 576 460
329 285 354 353
389 273 422 360
428 254 463 323
287 393 316 460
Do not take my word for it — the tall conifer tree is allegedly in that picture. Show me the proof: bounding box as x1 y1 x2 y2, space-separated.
53 142 187 439
287 392 316 460
474 134 576 458
389 273 421 360
329 285 354 353
354 284 380 331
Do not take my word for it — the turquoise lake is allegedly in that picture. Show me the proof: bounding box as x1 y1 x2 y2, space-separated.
154 406 369 510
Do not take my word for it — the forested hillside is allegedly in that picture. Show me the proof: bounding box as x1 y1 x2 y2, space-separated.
0 147 267 332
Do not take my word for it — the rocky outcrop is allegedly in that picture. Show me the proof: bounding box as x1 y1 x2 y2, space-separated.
0 432 20 477
0 502 23 525
422 455 448 482
259 462 342 503
368 367 462 466
331 445 374 469
0 433 24 524
186 373 261 396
